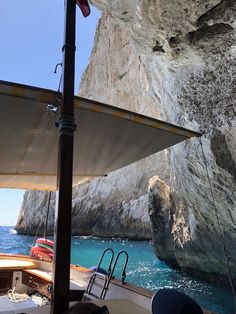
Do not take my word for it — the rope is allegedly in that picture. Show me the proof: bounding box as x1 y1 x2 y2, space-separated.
54 62 63 93
32 292 49 306
31 190 53 248
8 287 28 303
31 192 41 248
44 191 52 239
199 138 236 312
31 222 41 248
8 288 49 306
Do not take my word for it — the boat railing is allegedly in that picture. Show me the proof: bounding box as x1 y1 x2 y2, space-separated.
96 248 114 277
82 248 129 301
82 248 115 301
109 250 129 285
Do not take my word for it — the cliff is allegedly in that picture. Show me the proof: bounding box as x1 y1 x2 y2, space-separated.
16 188 150 240
16 0 236 284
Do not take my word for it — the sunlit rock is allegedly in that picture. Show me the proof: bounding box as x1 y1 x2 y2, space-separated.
16 0 236 284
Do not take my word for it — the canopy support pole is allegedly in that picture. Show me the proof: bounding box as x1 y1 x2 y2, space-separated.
51 0 76 313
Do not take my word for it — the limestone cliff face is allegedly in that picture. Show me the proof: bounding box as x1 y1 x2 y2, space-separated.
16 191 55 236
16 0 236 283
79 0 236 283
16 189 150 240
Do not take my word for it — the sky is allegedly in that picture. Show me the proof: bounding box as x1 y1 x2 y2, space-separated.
0 0 101 225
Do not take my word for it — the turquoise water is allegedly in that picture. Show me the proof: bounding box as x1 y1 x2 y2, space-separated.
0 226 234 314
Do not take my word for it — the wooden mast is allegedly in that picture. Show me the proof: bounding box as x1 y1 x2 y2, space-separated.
51 0 76 313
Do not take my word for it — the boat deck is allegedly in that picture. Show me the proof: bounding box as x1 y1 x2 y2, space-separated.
0 259 36 270
0 297 217 314
0 255 217 314
0 295 43 314
0 298 151 314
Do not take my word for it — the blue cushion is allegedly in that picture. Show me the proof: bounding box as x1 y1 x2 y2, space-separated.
151 288 203 314
89 266 108 275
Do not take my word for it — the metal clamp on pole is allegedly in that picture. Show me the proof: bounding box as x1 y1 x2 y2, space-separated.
62 44 76 52
55 111 76 136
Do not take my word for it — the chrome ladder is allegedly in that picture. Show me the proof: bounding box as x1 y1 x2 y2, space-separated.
82 248 129 301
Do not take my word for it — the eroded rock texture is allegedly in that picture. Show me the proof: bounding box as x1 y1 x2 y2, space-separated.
16 0 236 283
16 191 55 236
16 188 150 240
82 0 236 283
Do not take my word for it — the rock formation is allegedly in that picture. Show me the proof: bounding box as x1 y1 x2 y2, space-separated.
16 188 150 240
16 191 55 236
16 0 236 284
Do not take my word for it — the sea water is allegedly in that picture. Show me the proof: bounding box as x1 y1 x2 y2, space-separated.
0 226 234 314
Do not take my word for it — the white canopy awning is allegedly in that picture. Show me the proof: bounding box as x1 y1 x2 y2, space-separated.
0 81 200 190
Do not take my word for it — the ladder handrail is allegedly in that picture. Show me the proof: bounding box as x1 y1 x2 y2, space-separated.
83 248 115 301
109 250 129 284
83 248 129 301
96 247 114 277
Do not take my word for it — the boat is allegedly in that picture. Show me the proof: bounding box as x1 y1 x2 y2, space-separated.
0 1 214 314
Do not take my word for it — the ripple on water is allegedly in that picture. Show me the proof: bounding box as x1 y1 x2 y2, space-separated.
0 227 234 314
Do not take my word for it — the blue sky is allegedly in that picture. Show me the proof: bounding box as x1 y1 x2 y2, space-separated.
0 0 100 225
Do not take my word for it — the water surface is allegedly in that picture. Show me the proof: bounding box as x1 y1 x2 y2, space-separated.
0 226 234 314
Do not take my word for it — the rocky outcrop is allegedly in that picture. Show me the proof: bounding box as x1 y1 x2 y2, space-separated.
70 188 150 239
148 175 236 286
16 191 55 236
79 0 236 283
16 189 150 240
16 0 236 284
